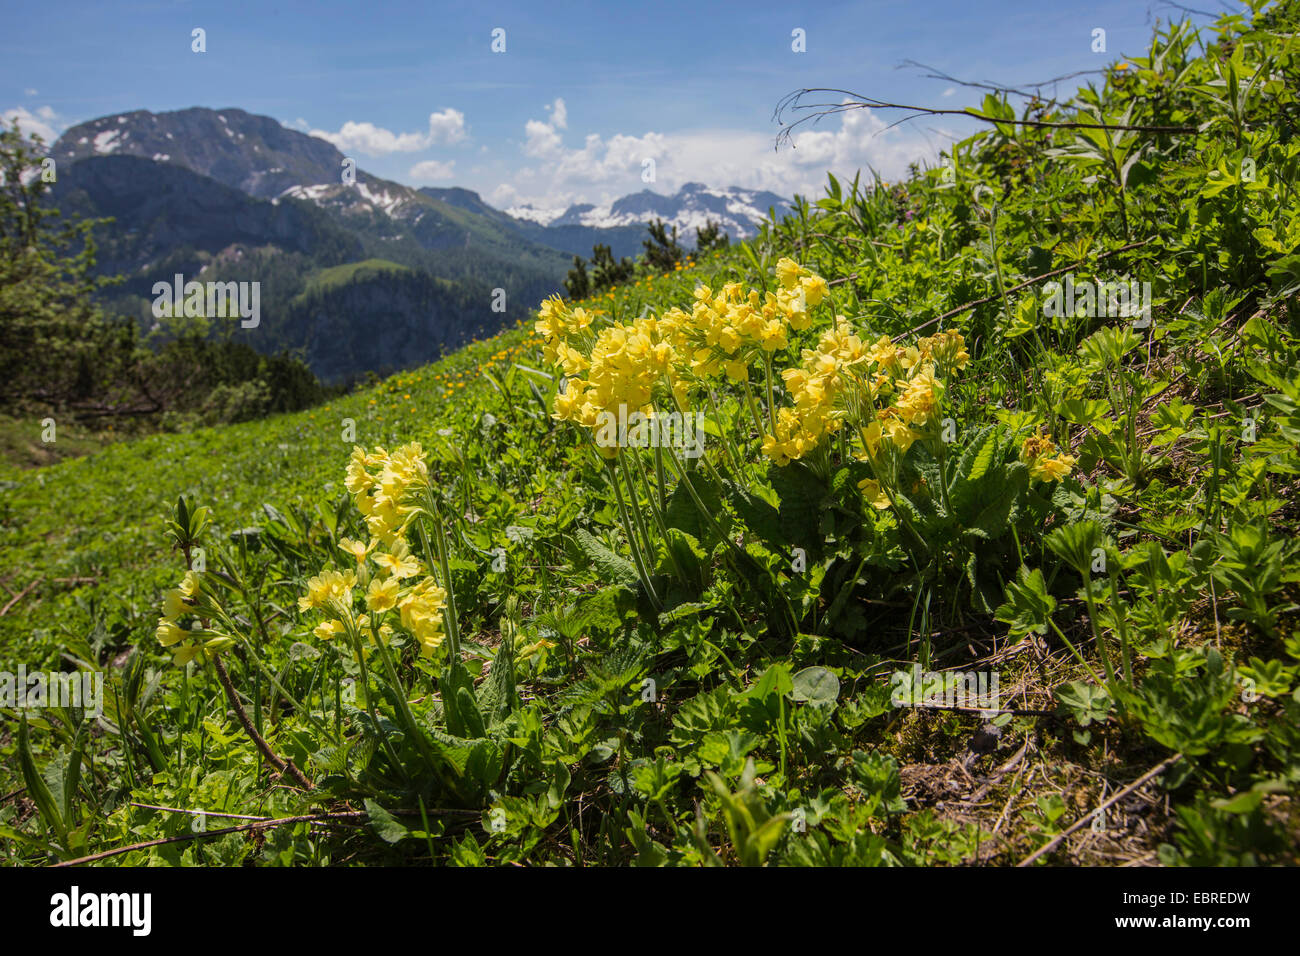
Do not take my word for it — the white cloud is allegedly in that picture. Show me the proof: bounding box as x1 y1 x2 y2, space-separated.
2 105 61 144
425 108 466 144
408 159 456 182
311 108 466 156
548 97 567 130
941 87 956 97
24 88 38 97
523 118 563 159
501 100 940 209
490 182 519 205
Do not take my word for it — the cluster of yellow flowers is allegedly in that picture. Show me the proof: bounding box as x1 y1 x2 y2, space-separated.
763 322 971 469
678 260 828 378
538 258 987 486
1020 431 1078 482
301 443 448 658
539 258 831 455
155 570 230 665
345 443 429 546
551 313 684 446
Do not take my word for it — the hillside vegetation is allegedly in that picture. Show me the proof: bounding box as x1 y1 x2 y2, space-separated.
2 4 1299 866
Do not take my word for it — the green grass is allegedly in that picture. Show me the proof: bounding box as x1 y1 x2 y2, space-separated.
299 258 411 297
0 415 115 472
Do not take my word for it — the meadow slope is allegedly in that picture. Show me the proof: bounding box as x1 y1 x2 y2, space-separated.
2 5 1299 867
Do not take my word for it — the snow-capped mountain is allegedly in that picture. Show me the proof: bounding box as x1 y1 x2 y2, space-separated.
507 182 791 243
53 108 347 200
43 107 799 381
52 108 790 259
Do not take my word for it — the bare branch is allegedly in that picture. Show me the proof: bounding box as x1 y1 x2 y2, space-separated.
897 59 1105 101
773 88 1198 151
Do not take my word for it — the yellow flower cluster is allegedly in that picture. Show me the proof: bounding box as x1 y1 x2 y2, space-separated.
761 319 860 465
764 325 970 468
538 257 832 456
554 314 683 442
155 570 231 665
303 444 448 658
345 443 430 546
537 259 978 526
535 296 594 371
1021 432 1077 482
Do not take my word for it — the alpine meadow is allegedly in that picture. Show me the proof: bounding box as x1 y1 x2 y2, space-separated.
3 1 1300 879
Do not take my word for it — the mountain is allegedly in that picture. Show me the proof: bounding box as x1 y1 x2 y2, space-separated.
46 108 793 381
420 183 792 261
413 186 641 260
504 182 792 257
52 108 345 200
49 108 573 382
52 108 572 274
50 155 363 283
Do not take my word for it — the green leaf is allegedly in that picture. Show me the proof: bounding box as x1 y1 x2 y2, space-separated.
364 799 411 844
791 666 840 703
573 528 639 589
954 425 998 485
547 760 572 810
748 663 793 701
995 565 1057 637
62 719 88 829
1054 681 1113 727
1058 398 1110 426
1045 520 1104 576
18 716 67 849
1211 789 1264 814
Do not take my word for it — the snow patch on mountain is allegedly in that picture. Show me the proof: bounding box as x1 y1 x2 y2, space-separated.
355 181 408 216
505 203 569 226
279 183 335 203
93 130 121 154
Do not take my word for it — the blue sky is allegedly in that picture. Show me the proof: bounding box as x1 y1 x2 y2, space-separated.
3 0 1218 213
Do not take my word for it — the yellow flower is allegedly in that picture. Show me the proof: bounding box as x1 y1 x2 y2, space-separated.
366 576 400 612
923 330 969 371
894 367 942 426
156 619 187 647
860 419 884 457
373 542 421 579
882 415 920 453
1029 452 1076 482
761 433 791 467
857 478 892 510
1021 431 1076 482
162 588 190 622
298 569 356 612
517 638 557 661
758 318 789 352
313 620 344 641
339 537 371 564
724 358 749 382
178 571 202 598
775 257 808 290
345 446 372 494
800 274 829 307
171 644 204 666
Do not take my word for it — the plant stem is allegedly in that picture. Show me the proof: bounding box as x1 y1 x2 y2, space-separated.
211 654 312 790
610 456 661 610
